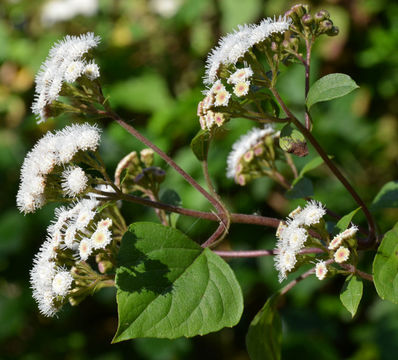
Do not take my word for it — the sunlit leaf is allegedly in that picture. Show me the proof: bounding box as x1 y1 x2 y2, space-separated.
340 275 363 317
306 73 359 109
113 222 243 342
373 223 398 303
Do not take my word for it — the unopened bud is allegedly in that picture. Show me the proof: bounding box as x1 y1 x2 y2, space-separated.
98 260 114 274
302 14 313 26
315 10 330 22
319 20 333 33
140 148 154 167
327 26 339 37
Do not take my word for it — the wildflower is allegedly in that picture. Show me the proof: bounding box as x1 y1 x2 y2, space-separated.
214 89 231 106
84 61 100 80
41 0 99 26
16 123 101 214
210 80 226 93
227 67 253 84
295 200 326 226
328 235 343 250
288 206 302 219
340 225 358 240
285 226 307 252
97 218 112 229
315 261 328 280
61 166 89 197
78 238 92 261
275 249 297 282
52 270 73 296
204 17 291 85
334 246 350 263
226 125 275 179
32 32 100 123
91 227 112 250
233 81 250 97
214 113 225 127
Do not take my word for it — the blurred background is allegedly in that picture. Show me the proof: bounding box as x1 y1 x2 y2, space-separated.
0 0 398 359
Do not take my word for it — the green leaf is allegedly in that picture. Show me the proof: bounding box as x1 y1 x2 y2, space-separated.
246 294 282 360
371 181 398 210
373 223 398 303
190 129 212 161
113 222 243 342
160 189 182 227
335 207 361 232
286 177 313 199
340 275 363 317
306 73 359 109
279 124 308 157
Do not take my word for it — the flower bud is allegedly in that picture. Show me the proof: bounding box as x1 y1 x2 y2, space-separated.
302 14 313 26
314 9 330 22
140 148 154 167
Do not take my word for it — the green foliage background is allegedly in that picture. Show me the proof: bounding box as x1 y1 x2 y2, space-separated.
0 0 397 359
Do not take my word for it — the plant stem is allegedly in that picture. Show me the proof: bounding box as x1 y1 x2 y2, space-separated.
280 259 334 296
93 190 281 228
214 247 323 258
339 264 373 282
104 109 230 246
304 37 313 129
270 87 376 248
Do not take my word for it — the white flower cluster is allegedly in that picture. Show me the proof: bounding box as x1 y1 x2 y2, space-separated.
41 0 98 26
17 123 101 214
32 32 100 122
274 200 326 282
204 16 292 85
226 125 276 180
30 197 113 317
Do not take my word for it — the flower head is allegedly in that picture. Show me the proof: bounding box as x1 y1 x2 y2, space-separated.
61 166 89 197
295 200 326 226
315 261 328 280
334 246 350 263
32 33 100 123
52 270 73 296
226 125 275 180
204 17 291 85
17 123 101 214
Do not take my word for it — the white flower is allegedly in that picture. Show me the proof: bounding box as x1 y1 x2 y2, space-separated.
64 60 85 83
226 125 275 179
328 235 343 250
91 227 112 250
149 0 182 18
64 226 77 248
285 226 307 252
41 0 98 26
17 123 101 213
32 32 100 123
204 17 291 85
340 225 358 240
233 81 250 97
84 61 100 80
334 246 350 263
52 270 73 296
214 89 231 106
315 261 328 280
74 207 96 231
97 218 112 229
78 238 92 261
274 249 297 282
295 200 326 226
61 166 88 197
227 67 253 84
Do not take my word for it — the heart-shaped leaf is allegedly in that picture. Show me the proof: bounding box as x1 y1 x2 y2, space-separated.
113 222 244 342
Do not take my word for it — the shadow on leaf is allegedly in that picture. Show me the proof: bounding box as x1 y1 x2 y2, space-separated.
116 230 173 295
